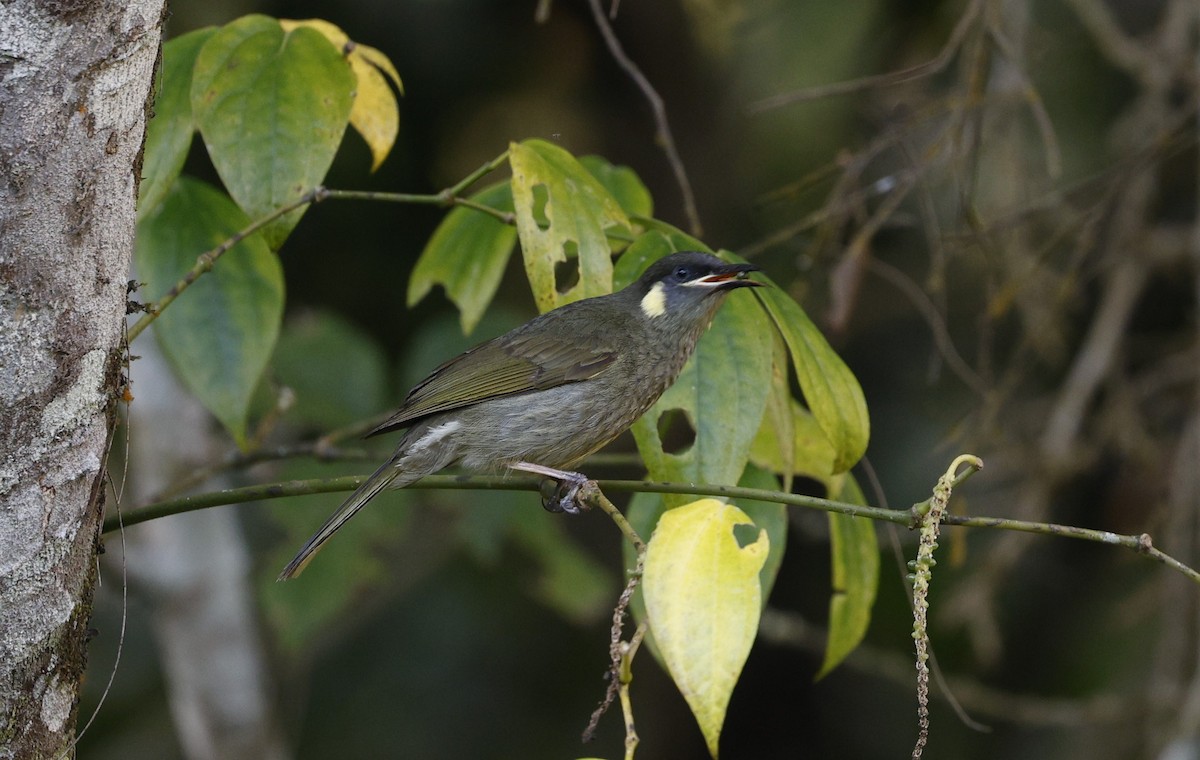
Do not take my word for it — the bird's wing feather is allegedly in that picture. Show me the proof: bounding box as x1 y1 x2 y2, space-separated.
366 332 617 437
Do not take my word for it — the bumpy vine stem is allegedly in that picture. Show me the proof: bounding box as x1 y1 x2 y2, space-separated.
911 454 983 760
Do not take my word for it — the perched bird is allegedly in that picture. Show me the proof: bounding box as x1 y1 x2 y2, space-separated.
279 251 762 579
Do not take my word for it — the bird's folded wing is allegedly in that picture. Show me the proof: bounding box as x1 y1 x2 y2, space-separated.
366 333 616 437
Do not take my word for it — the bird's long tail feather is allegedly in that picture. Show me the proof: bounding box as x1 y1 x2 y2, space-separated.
277 458 400 581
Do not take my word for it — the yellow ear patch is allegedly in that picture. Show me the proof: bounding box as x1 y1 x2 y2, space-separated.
641 282 666 318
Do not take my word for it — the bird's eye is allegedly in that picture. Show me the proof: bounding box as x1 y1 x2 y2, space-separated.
673 266 691 282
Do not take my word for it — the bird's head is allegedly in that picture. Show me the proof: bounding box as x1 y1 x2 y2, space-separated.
629 251 763 329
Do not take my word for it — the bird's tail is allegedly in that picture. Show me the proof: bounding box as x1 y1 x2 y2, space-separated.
277 457 400 581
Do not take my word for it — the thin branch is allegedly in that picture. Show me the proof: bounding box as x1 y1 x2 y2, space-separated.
127 187 329 342
127 151 513 343
746 0 982 113
103 466 1200 585
324 150 514 224
584 0 702 236
1060 0 1161 86
868 257 989 397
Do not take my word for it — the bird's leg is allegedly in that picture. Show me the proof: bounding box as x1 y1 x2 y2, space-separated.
509 461 595 514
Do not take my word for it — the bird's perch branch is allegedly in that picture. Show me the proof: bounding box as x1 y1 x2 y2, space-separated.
102 469 1200 586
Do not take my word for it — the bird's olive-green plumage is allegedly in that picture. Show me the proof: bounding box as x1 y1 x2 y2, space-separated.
279 251 762 579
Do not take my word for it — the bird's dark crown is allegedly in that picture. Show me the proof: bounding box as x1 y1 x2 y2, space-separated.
632 251 761 294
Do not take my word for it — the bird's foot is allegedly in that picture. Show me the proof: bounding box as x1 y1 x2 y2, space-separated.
510 461 596 514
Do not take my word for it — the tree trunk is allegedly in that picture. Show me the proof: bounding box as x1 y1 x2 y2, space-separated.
0 1 164 755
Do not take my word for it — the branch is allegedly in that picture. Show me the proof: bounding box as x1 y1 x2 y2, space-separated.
102 466 1200 586
127 188 328 342
746 0 982 113
127 151 513 342
584 0 702 236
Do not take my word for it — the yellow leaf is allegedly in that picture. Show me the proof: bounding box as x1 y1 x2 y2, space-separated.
280 19 403 171
643 499 768 759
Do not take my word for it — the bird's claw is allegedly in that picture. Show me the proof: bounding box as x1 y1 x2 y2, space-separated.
539 473 595 514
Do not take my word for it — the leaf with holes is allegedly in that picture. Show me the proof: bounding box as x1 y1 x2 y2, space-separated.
621 238 772 504
818 473 879 678
279 18 404 171
407 182 517 334
135 177 283 447
509 139 630 312
643 498 768 758
192 15 356 250
139 27 215 218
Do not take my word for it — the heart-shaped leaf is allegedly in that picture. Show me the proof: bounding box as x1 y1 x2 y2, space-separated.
139 27 215 218
191 15 356 250
135 177 283 446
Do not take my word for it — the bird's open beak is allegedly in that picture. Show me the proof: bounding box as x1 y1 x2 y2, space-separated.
691 264 764 290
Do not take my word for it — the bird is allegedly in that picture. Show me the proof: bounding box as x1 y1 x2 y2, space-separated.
278 251 763 579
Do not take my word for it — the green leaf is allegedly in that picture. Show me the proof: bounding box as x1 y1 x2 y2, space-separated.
612 224 712 290
191 15 356 250
749 396 838 481
624 242 773 505
509 139 630 312
748 266 869 473
139 27 215 218
643 499 768 758
272 310 389 430
136 178 283 446
279 18 403 171
579 155 653 218
407 182 517 334
818 473 879 679
756 330 797 488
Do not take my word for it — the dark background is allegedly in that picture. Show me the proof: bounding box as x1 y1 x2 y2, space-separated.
81 1 1199 758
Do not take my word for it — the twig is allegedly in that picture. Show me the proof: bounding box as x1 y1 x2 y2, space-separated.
127 151 513 343
867 258 988 397
324 149 514 225
617 624 648 758
584 0 702 236
575 482 646 746
583 550 647 745
127 188 329 342
746 0 982 113
1060 0 1161 85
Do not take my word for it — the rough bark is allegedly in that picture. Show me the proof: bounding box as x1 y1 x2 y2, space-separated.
0 1 164 756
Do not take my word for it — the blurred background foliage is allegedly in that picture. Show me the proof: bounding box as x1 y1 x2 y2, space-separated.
83 0 1198 758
